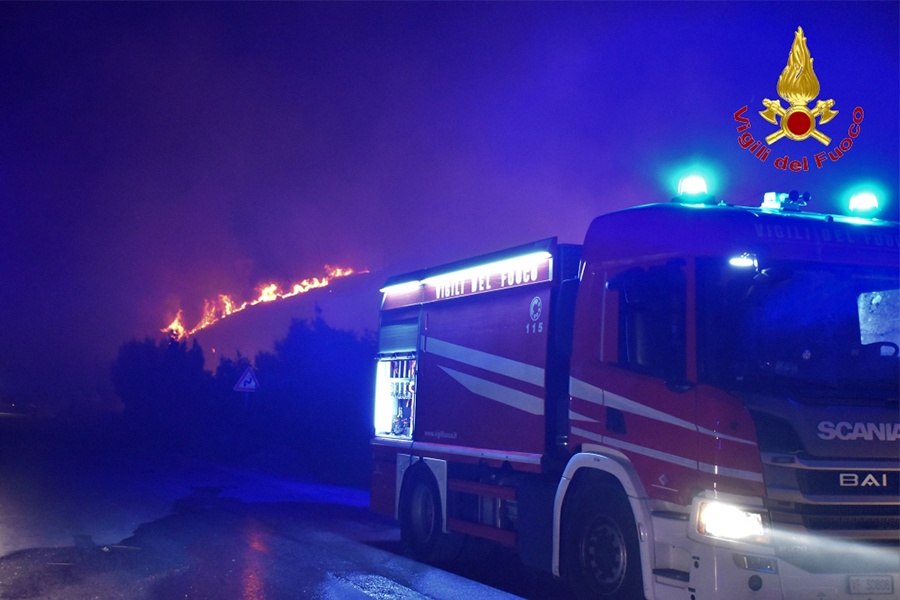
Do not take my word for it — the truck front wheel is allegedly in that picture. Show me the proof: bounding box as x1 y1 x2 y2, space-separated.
563 483 644 600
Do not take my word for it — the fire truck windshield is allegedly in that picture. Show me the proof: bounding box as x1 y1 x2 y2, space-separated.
698 258 900 400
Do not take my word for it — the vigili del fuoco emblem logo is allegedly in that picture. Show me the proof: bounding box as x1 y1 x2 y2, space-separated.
760 26 837 145
733 27 864 171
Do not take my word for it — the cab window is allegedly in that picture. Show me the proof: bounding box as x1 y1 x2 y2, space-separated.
609 261 686 380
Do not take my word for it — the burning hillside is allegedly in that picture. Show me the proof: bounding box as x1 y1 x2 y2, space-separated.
162 265 367 341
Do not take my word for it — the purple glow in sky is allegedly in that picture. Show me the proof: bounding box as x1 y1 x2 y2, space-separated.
1 2 897 407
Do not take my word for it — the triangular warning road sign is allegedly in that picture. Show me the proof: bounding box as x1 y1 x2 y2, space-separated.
234 366 260 392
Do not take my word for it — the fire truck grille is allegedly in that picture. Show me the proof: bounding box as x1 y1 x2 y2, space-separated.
803 512 900 531
764 461 900 572
774 538 900 574
770 505 899 573
773 504 900 532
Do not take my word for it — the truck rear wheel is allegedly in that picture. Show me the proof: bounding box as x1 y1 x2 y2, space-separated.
399 468 462 561
563 482 644 600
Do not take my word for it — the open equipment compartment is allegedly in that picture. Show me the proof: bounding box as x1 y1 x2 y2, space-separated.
373 354 417 438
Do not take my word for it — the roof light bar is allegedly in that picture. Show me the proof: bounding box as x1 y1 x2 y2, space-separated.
381 249 554 309
761 190 810 212
420 251 552 287
379 280 422 295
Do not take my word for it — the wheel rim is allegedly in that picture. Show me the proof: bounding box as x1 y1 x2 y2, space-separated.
580 515 627 593
410 483 436 544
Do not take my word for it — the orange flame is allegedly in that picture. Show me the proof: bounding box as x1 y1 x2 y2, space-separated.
777 27 820 106
162 265 366 340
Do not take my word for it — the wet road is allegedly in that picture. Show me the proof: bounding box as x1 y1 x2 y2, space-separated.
0 418 574 599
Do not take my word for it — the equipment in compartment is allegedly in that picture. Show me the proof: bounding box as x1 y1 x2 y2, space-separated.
391 357 416 437
376 356 416 438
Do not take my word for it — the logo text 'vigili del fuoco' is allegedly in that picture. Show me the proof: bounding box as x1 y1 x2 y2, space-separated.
734 27 864 172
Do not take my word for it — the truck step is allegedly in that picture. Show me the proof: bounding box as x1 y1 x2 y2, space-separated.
447 517 517 547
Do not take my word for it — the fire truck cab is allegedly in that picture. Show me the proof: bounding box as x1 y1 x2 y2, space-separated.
371 188 899 600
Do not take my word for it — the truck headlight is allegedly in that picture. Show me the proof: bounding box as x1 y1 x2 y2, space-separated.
697 501 769 543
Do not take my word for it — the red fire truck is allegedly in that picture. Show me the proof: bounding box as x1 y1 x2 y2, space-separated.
370 184 899 600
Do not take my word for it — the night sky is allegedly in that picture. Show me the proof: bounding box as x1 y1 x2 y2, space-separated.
2 2 897 408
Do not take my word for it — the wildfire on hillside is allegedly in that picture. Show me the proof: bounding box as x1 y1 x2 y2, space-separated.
163 265 366 341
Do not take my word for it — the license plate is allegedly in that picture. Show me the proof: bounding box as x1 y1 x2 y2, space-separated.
850 575 894 595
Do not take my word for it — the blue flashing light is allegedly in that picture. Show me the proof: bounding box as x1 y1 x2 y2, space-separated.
673 175 717 205
678 175 708 196
849 192 878 213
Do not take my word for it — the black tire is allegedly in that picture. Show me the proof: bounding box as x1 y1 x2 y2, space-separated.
563 482 644 600
399 467 463 561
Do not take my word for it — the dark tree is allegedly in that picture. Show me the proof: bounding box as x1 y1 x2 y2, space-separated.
253 316 376 485
111 337 213 449
110 317 376 486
